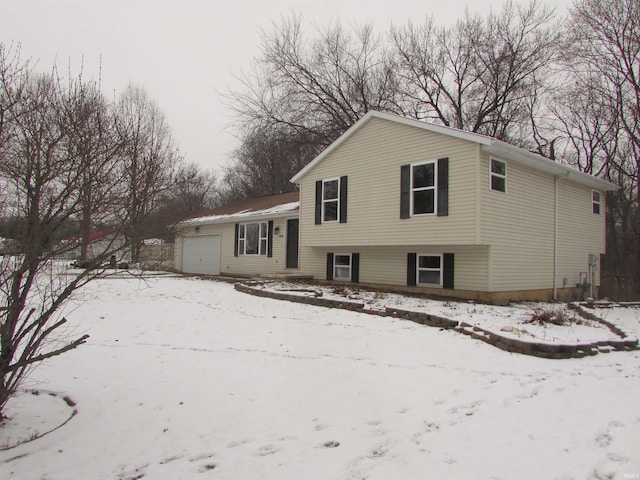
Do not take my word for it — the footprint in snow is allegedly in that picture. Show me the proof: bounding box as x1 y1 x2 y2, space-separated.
313 418 329 431
197 463 217 473
159 454 183 465
607 452 629 464
188 452 215 462
226 439 253 448
253 444 281 457
595 432 613 448
412 421 441 445
594 420 624 448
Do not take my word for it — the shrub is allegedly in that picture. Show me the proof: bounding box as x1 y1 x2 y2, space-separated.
524 306 581 326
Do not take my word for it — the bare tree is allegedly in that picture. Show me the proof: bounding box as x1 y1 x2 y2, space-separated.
552 0 640 298
61 77 123 261
222 15 402 201
223 4 561 202
113 84 180 262
0 54 129 417
149 162 219 239
166 162 218 215
390 0 561 143
220 126 316 201
227 14 400 149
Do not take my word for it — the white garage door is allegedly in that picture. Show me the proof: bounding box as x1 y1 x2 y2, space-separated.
181 235 221 275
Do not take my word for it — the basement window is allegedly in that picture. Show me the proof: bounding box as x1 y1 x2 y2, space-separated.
333 254 352 280
417 254 443 286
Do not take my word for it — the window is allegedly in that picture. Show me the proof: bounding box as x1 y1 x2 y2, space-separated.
411 162 436 215
407 252 454 289
490 159 506 192
326 252 360 282
323 178 340 222
333 254 352 280
315 176 348 224
592 190 601 215
237 222 269 255
417 254 443 286
400 158 448 218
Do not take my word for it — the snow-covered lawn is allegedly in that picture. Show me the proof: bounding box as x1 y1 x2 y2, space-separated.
1 275 639 480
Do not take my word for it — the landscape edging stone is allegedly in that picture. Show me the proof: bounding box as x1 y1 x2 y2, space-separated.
234 282 638 359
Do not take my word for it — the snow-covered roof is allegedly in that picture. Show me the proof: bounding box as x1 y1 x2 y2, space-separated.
290 111 618 192
143 238 165 245
176 192 299 228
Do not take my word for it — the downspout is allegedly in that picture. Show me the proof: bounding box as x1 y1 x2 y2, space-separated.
553 175 558 301
553 173 570 301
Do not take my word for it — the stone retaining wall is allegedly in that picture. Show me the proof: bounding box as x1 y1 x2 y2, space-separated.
235 282 638 359
234 283 365 311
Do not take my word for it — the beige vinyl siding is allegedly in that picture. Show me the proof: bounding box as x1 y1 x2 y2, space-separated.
557 181 606 287
176 217 292 276
479 154 556 291
299 245 489 291
298 117 480 249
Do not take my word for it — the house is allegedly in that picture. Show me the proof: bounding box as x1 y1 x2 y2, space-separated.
60 230 129 263
290 111 617 302
176 111 616 302
174 191 300 277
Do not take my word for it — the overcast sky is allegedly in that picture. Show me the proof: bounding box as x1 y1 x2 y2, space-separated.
0 0 572 174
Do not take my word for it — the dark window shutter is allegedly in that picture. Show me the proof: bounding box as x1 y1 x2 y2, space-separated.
315 180 322 225
339 175 348 223
326 253 334 280
267 220 274 257
443 253 455 289
407 253 417 286
400 164 411 219
351 253 360 283
234 223 239 257
437 157 449 216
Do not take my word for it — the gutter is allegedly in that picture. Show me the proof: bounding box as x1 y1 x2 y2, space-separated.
175 204 300 230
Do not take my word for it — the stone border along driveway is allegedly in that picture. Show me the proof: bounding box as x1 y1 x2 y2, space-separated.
235 282 639 360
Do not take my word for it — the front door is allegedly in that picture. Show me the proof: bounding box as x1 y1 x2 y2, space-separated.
286 219 299 269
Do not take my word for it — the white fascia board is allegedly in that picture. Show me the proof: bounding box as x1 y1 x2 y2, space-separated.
289 110 618 192
290 115 371 184
482 142 618 192
371 111 494 144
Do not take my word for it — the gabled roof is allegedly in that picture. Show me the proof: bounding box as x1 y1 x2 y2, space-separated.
175 191 299 228
290 111 617 191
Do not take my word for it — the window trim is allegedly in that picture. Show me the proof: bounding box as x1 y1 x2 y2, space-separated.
237 221 269 256
416 253 443 287
322 177 341 223
333 253 352 281
490 158 507 193
592 190 601 215
410 160 438 216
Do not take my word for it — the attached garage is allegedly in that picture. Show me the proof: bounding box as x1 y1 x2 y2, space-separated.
181 235 221 275
174 192 300 278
